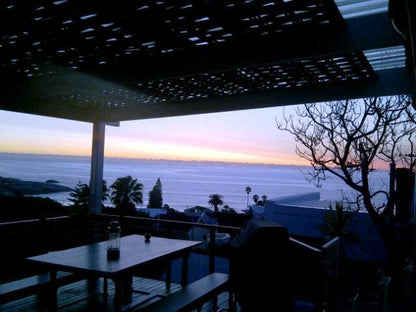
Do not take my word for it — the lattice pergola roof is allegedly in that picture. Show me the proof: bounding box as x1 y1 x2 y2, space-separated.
0 0 413 122
137 52 375 103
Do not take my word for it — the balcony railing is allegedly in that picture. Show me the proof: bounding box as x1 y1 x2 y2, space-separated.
0 213 341 311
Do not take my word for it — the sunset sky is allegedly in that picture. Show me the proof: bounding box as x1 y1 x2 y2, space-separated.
0 105 306 165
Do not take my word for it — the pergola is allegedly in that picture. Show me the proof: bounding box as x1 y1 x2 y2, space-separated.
0 0 415 213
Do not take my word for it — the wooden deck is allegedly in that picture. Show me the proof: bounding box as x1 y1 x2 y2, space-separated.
1 276 235 312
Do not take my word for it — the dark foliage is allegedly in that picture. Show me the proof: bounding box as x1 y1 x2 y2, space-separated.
110 176 143 215
208 193 224 213
67 180 110 213
147 178 163 208
0 195 67 222
67 182 89 208
215 210 250 228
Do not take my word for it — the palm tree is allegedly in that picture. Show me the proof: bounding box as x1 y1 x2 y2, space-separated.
245 186 251 209
208 193 224 214
221 205 237 214
110 176 143 214
320 201 359 242
260 194 268 206
68 180 109 211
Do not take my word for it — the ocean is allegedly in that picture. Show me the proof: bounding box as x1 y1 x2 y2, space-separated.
0 153 390 212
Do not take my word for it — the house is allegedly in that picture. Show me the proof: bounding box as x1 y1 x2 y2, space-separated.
184 206 214 221
187 212 231 247
136 208 167 218
250 204 265 220
264 192 387 262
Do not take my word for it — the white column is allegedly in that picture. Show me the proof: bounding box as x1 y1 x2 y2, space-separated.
89 122 106 214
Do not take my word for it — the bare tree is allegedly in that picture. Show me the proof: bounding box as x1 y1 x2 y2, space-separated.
277 96 416 272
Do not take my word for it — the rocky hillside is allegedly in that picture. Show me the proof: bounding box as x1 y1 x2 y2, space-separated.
0 176 72 196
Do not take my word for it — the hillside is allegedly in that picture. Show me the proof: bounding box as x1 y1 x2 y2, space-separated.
0 176 72 196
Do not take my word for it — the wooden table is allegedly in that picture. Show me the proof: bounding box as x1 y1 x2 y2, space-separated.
27 234 202 311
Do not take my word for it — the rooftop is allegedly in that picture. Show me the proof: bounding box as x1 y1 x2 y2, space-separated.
264 192 388 262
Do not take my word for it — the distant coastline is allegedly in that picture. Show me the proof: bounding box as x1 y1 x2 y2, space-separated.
0 176 72 197
0 152 308 168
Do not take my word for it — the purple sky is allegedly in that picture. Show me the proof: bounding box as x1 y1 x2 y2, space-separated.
0 105 305 165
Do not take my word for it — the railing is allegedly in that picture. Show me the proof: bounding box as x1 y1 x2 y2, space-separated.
0 213 341 309
0 213 241 280
290 236 322 253
96 213 241 274
321 236 341 310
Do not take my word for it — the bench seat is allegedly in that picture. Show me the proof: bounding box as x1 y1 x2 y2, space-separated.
141 272 230 312
0 271 80 304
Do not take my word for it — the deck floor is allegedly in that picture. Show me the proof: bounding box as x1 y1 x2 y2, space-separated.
1 276 236 312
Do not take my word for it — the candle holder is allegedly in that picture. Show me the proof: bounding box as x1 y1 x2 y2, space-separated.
106 221 121 259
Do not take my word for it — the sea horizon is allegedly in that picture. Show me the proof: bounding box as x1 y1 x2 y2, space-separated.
0 151 310 168
0 152 389 212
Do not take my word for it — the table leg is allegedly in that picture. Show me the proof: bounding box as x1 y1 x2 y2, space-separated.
113 278 122 312
87 277 100 309
165 260 171 291
37 270 57 311
181 252 190 287
113 276 133 311
103 278 108 297
51 271 58 311
123 276 133 303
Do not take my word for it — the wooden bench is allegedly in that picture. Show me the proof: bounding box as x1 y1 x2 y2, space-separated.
0 271 81 305
140 273 231 312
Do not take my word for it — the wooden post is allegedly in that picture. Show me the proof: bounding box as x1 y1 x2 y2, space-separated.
412 164 416 270
89 121 119 215
89 122 106 215
209 227 216 274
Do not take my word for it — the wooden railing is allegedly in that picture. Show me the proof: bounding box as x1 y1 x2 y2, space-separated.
0 213 341 309
321 237 341 310
0 213 241 280
96 213 241 274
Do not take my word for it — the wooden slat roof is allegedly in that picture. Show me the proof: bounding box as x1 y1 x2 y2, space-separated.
0 0 413 122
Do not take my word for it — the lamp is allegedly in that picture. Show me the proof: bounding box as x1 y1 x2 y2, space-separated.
106 221 121 259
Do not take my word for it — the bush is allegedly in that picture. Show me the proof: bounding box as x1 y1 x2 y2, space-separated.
0 195 66 222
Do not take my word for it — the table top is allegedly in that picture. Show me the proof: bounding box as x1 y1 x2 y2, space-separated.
27 234 202 277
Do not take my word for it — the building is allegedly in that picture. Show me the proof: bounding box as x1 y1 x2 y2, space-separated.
264 192 387 262
187 212 231 247
184 206 214 221
250 204 266 220
136 208 167 218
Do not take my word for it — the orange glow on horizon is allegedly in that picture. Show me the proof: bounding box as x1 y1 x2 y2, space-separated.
103 150 307 166
0 138 307 166
0 107 395 168
0 148 307 166
104 137 307 166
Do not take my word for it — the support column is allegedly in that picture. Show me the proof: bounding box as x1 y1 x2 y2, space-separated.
89 122 106 215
